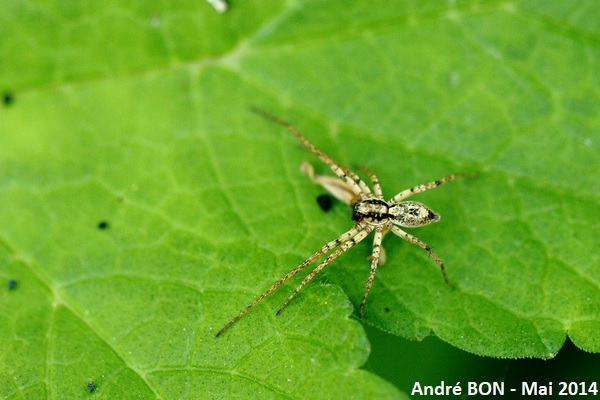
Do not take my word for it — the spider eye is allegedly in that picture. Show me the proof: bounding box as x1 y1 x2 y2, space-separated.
391 201 440 227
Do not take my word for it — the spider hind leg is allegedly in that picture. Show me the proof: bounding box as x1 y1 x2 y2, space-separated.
390 225 452 286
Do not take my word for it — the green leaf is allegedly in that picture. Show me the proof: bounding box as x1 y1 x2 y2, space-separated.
1 0 599 398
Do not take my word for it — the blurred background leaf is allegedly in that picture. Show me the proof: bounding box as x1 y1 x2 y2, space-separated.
0 0 598 398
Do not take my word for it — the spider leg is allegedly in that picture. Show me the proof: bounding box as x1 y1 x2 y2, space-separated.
358 166 383 197
359 226 384 317
378 229 390 265
341 165 372 198
390 225 451 286
276 225 374 315
215 223 365 337
367 228 390 266
251 107 371 196
390 173 466 203
300 160 359 205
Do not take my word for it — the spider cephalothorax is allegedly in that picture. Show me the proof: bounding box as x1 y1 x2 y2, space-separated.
215 108 466 337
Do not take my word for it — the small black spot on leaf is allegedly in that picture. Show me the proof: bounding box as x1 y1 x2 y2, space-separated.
316 194 333 211
97 221 109 230
8 280 17 290
87 380 95 393
384 307 390 312
2 91 14 106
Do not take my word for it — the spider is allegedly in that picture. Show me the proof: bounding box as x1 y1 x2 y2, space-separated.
215 108 466 337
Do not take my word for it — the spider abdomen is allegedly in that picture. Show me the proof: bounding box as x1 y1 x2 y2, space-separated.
389 201 440 228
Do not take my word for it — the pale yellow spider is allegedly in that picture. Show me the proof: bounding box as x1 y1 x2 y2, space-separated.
216 108 466 337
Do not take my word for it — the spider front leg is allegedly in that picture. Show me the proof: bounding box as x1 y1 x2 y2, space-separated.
251 107 372 197
300 160 359 205
390 225 451 286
